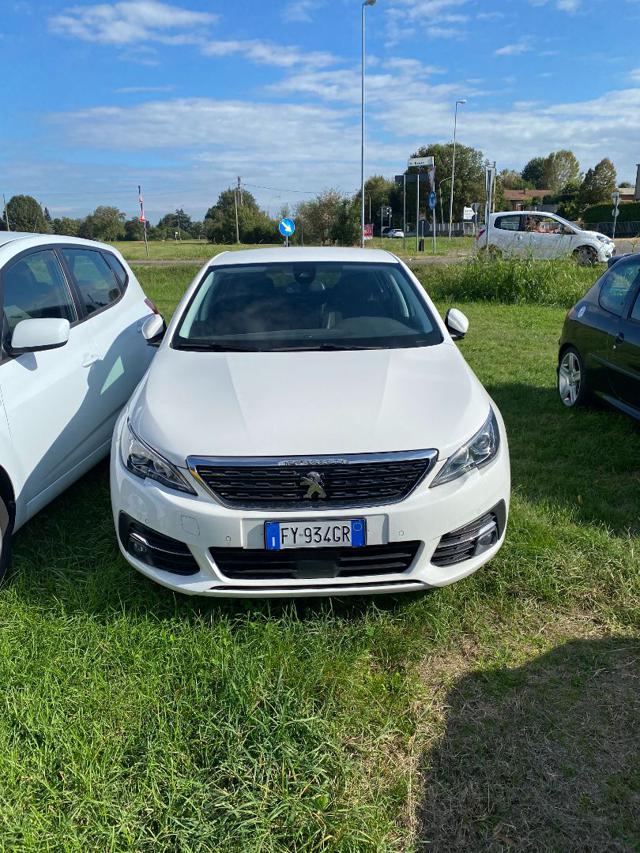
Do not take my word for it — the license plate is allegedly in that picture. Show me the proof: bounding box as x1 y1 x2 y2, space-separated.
265 519 366 550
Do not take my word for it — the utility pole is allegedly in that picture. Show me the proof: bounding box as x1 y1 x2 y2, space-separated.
448 99 466 239
138 185 149 259
234 176 241 244
2 194 10 231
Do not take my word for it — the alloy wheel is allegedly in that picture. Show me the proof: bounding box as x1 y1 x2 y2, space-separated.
558 350 582 406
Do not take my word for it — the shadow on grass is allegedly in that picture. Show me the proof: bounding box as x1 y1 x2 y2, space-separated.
418 637 640 851
488 381 639 536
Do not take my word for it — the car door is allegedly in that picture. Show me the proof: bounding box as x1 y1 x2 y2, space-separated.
520 215 563 259
59 247 153 447
603 256 640 410
492 214 523 256
0 247 101 516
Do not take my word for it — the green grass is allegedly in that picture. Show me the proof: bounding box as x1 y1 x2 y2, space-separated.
418 256 602 308
112 236 474 262
2 263 638 849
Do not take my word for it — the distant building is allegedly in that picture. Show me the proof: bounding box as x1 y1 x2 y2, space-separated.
503 188 551 211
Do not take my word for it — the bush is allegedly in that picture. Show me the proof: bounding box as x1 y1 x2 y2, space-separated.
583 201 640 224
416 257 598 308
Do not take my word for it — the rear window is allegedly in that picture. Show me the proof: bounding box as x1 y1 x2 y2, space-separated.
495 215 521 231
599 258 640 317
173 262 443 352
61 248 123 315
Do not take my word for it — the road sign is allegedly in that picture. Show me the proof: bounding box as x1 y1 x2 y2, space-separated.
278 218 295 237
408 156 434 168
396 174 418 185
612 191 620 203
363 224 373 240
428 191 437 211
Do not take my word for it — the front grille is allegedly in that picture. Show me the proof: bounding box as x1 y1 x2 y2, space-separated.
118 513 200 576
189 450 437 509
210 541 421 581
431 501 506 567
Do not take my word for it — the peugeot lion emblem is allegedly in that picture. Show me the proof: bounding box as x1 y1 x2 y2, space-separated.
300 471 327 500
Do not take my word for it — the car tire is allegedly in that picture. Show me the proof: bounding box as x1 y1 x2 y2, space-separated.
478 245 502 260
573 245 598 266
558 346 591 408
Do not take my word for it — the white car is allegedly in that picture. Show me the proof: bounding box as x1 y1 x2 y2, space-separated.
478 211 615 264
111 247 510 598
386 229 405 239
0 232 160 575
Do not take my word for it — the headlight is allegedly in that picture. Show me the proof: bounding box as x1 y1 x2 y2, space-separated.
431 409 500 487
121 420 196 495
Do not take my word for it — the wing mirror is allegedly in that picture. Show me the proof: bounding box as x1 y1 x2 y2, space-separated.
445 308 469 341
10 318 70 354
141 314 166 346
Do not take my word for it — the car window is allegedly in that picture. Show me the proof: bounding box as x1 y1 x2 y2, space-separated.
174 262 443 352
2 249 76 335
495 215 521 231
599 258 640 317
102 252 128 288
631 291 640 324
61 248 122 315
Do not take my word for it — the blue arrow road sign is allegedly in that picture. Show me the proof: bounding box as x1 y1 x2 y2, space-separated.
428 191 437 211
279 218 296 237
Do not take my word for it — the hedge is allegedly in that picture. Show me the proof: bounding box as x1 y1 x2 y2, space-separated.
583 201 640 224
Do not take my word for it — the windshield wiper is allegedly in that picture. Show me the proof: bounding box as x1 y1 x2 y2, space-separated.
174 342 263 352
270 343 385 352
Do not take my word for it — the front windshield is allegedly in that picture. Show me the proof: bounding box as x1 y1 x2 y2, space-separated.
173 261 443 352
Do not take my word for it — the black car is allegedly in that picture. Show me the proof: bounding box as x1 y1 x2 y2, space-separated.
558 253 640 419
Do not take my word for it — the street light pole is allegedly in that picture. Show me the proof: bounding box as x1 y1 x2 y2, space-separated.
360 0 376 248
448 98 466 240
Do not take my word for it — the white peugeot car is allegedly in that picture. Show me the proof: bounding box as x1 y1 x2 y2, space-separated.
111 247 510 598
478 211 615 264
0 232 160 575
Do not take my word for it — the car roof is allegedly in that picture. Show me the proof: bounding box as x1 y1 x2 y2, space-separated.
491 211 561 218
209 246 399 266
0 231 122 253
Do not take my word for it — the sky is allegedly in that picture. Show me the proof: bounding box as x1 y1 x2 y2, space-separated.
1 0 640 222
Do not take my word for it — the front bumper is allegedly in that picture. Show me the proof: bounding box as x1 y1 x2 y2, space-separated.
110 415 511 598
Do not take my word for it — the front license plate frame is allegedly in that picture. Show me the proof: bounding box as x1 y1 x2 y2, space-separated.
264 519 366 551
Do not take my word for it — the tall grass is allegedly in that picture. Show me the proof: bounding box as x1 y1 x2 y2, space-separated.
415 257 600 308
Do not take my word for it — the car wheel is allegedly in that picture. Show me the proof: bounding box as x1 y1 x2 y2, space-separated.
558 346 590 408
573 245 597 266
478 245 502 260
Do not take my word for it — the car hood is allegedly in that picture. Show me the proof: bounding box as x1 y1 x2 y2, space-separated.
579 229 613 243
129 344 492 466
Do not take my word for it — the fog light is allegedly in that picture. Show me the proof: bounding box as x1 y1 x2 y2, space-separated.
129 532 149 556
474 521 498 556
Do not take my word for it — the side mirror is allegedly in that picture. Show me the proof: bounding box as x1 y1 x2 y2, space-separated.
445 308 469 341
141 314 166 346
10 318 70 354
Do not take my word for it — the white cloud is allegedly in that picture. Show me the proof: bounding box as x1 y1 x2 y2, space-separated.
115 84 175 93
49 1 216 45
282 0 323 23
629 68 640 83
529 0 581 12
494 40 532 56
201 40 335 69
385 0 469 43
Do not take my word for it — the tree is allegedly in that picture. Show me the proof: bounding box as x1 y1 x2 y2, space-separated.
355 175 397 231
408 143 485 225
79 206 125 241
296 190 346 245
499 169 529 190
330 198 359 246
124 218 146 241
157 209 193 238
543 150 581 193
554 179 582 221
6 195 49 233
578 158 617 209
51 217 81 236
521 157 547 189
204 188 274 244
